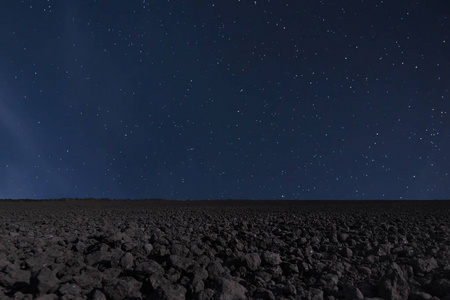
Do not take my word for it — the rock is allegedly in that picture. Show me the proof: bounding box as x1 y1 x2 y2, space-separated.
0 256 9 270
357 265 372 276
197 288 215 300
298 261 311 273
342 247 353 258
108 231 124 245
190 278 205 294
189 265 209 281
151 231 169 245
408 291 434 300
283 282 297 295
254 288 275 300
84 250 111 266
91 289 107 300
58 283 81 297
309 288 324 300
135 259 165 275
119 252 134 270
328 261 345 277
171 243 189 257
207 262 226 279
190 244 204 256
25 254 54 272
103 277 142 300
305 246 314 257
363 255 376 264
413 257 438 273
31 267 59 296
216 278 247 300
148 273 171 290
267 265 282 279
101 267 121 281
377 262 409 300
121 242 135 252
261 251 281 266
166 267 181 283
255 270 272 283
242 253 261 271
12 291 33 300
150 283 187 300
196 255 211 267
73 266 102 290
109 248 125 268
170 255 197 271
375 244 392 256
143 243 154 254
188 265 208 293
343 286 364 299
339 233 349 242
322 274 339 286
0 263 31 289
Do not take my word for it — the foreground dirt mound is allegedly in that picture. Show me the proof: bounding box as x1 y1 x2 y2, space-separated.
0 200 449 300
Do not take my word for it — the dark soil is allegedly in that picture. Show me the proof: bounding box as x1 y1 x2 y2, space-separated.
0 199 449 300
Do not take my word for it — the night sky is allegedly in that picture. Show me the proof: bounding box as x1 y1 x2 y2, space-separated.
1 1 449 200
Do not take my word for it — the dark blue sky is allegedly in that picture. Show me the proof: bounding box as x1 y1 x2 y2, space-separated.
1 1 449 200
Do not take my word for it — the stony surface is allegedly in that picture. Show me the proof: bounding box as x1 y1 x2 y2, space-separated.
0 199 449 299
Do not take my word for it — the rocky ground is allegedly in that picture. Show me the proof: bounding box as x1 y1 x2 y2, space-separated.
0 199 449 300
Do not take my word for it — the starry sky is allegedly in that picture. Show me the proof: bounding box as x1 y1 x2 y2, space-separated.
1 1 449 200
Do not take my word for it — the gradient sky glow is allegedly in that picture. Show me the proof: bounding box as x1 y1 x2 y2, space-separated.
1 1 449 200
